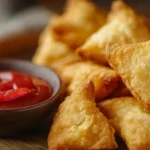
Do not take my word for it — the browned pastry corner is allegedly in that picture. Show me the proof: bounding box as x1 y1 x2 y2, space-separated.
32 27 81 75
62 61 120 102
50 0 107 49
98 97 150 150
106 40 150 106
108 80 131 98
48 80 118 150
76 0 150 65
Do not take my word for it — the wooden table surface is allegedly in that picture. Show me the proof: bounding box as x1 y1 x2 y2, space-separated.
0 134 47 150
0 125 48 150
0 110 55 150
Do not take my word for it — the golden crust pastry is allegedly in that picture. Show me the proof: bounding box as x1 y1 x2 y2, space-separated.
76 0 150 65
66 61 120 102
107 41 150 105
61 61 88 85
108 81 131 98
50 0 107 49
98 97 150 150
32 28 81 74
48 81 118 150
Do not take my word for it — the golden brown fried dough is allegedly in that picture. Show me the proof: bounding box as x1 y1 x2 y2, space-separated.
66 61 120 102
32 28 81 74
61 62 87 85
99 97 150 150
107 41 150 105
108 81 131 98
50 0 107 49
76 0 150 65
48 81 118 150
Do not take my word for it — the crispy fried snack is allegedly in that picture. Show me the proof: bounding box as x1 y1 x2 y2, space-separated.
48 81 118 150
76 0 150 65
32 28 81 74
107 41 150 105
61 61 88 85
50 0 107 49
98 97 150 150
66 61 120 101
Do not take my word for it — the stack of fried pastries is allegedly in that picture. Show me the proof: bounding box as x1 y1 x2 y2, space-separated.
33 0 150 149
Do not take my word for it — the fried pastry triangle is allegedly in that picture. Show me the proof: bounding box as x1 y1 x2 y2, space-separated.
50 0 107 49
63 61 120 101
32 28 81 74
76 0 150 65
48 81 118 150
107 41 150 105
99 97 150 150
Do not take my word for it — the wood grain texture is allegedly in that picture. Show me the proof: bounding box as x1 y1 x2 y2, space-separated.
0 107 55 150
0 127 48 150
0 135 47 150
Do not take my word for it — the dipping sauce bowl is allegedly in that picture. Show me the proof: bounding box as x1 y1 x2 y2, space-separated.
0 59 61 137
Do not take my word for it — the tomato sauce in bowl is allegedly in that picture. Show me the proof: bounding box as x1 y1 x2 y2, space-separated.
0 71 52 109
0 59 61 137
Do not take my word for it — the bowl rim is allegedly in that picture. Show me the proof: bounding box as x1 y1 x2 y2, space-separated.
0 58 62 112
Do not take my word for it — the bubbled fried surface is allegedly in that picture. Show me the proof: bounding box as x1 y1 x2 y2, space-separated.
66 61 120 102
48 81 118 150
99 97 150 150
107 41 150 105
32 27 81 74
50 0 107 49
76 0 150 65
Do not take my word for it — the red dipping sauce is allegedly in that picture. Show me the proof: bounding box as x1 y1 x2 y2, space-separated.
0 71 52 109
